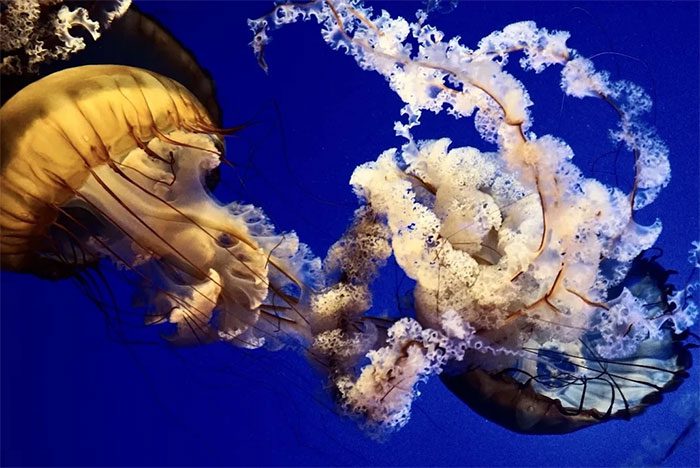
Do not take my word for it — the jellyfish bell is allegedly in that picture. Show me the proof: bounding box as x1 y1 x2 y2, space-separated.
0 64 212 274
439 334 691 435
439 253 693 435
0 64 319 347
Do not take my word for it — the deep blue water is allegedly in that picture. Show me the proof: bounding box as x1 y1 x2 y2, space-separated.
1 1 698 466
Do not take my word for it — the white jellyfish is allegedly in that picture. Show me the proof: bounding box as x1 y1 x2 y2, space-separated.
251 0 698 434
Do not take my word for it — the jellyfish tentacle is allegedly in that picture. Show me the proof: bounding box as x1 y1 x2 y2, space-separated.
106 132 311 301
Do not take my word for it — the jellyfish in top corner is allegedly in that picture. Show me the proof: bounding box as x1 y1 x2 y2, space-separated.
1 0 221 124
251 0 698 435
0 0 131 75
0 64 320 348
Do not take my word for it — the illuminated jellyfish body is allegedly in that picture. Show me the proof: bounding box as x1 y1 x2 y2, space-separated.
0 65 319 347
252 0 699 434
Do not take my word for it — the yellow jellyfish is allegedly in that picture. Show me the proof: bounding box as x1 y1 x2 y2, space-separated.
0 64 318 347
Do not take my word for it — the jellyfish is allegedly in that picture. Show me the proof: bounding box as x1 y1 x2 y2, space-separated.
1 0 221 124
0 64 320 348
0 0 131 75
251 0 699 435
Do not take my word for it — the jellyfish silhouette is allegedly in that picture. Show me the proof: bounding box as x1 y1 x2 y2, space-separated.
0 64 319 347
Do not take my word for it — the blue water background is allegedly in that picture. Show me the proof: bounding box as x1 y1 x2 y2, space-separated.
2 1 698 466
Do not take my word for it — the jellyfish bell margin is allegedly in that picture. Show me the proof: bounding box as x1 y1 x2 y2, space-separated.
0 64 320 347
